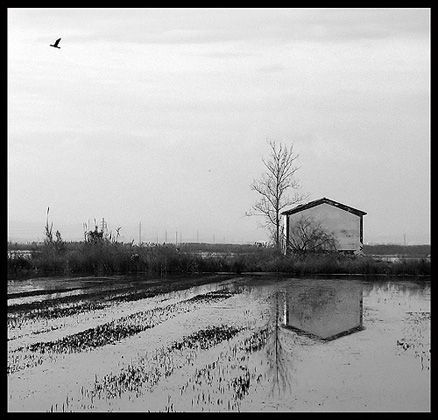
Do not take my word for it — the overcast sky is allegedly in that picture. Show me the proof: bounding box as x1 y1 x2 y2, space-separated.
8 8 430 244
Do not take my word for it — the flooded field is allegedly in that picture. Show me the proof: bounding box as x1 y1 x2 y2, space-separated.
8 274 430 412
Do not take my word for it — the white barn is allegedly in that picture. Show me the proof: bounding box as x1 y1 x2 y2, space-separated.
282 197 366 255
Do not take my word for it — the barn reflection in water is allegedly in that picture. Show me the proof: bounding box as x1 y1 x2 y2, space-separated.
282 280 363 341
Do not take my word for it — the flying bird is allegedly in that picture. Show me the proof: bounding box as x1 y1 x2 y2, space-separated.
50 38 61 49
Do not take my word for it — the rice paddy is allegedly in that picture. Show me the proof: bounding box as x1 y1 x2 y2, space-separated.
8 274 430 412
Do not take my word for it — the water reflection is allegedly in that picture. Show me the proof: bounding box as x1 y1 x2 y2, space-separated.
282 280 363 341
7 274 431 411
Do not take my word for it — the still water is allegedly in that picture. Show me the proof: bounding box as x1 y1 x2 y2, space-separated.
234 279 430 411
259 278 430 411
283 280 363 340
8 275 430 412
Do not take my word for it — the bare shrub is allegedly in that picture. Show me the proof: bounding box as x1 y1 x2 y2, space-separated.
286 215 338 255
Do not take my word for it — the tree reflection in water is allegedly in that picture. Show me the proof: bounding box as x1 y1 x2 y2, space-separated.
265 289 293 398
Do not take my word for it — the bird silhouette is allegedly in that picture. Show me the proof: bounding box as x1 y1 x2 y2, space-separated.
50 38 61 49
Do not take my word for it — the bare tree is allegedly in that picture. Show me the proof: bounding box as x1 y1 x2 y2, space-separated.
249 140 306 250
286 215 338 255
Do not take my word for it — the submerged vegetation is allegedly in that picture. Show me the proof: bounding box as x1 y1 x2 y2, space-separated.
8 271 430 411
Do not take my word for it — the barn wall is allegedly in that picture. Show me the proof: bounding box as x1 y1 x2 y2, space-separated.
287 203 362 252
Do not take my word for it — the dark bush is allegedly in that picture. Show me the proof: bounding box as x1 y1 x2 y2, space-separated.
7 256 34 275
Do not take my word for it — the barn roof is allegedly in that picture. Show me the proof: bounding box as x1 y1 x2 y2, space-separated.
281 197 367 217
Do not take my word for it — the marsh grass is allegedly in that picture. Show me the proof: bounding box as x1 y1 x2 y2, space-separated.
8 241 430 279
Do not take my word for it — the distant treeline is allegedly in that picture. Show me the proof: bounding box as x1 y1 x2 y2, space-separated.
6 241 267 253
363 244 430 257
8 241 431 256
8 241 41 251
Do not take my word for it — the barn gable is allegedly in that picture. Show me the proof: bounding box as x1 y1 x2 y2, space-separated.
282 197 367 217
